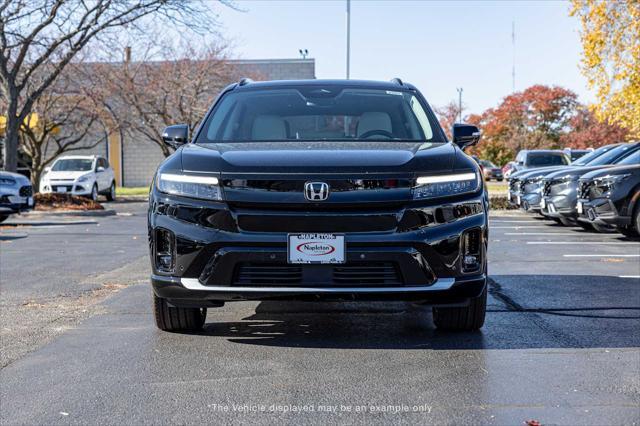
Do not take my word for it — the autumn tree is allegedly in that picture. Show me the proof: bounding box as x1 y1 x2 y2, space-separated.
464 85 578 165
434 101 465 140
560 106 628 149
0 0 227 172
571 0 640 139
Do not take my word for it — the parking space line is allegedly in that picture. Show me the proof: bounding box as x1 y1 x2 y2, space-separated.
490 220 544 223
491 226 566 229
505 232 579 236
619 275 640 279
527 241 640 245
564 254 640 258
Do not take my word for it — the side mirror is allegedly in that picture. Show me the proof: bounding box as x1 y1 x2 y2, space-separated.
452 123 481 150
44 167 51 173
162 124 189 148
96 166 105 172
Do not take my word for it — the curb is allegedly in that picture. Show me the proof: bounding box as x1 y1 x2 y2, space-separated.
25 209 117 217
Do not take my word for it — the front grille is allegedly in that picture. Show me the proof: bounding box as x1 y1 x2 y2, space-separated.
509 179 519 192
237 214 397 233
542 181 552 196
333 263 402 286
232 262 403 287
233 265 303 285
19 185 33 197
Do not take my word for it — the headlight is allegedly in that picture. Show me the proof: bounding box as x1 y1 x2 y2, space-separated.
77 175 91 183
413 172 479 199
157 173 222 200
593 173 630 193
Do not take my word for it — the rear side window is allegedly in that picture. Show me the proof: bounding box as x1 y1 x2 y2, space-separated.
526 154 569 167
198 87 444 143
589 144 638 166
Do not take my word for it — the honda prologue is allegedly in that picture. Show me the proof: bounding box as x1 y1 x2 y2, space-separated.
149 79 487 332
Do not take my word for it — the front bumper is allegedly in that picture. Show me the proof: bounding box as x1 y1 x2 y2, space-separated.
0 194 34 214
520 192 542 212
577 198 631 228
149 191 488 307
41 181 93 196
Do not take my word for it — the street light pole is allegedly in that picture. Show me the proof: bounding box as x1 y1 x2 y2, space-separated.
456 87 463 123
346 0 350 79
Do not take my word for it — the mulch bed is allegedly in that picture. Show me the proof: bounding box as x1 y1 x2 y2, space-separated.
34 193 104 211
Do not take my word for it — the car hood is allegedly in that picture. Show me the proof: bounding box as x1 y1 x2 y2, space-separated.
44 171 91 180
544 164 617 180
513 165 573 180
181 141 461 175
579 164 640 181
0 171 30 186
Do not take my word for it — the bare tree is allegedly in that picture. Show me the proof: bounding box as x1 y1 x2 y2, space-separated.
0 0 228 171
105 41 248 157
19 70 116 190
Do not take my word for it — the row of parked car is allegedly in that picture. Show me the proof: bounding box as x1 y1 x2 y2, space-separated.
0 154 116 223
507 142 640 238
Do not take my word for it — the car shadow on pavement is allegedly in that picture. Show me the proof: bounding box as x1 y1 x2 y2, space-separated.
196 275 640 351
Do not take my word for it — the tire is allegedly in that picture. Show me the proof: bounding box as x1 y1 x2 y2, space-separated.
578 221 594 231
153 293 206 332
558 216 574 227
592 222 615 233
497 178 503 182
432 284 487 331
619 207 640 238
0 215 8 223
106 181 116 202
89 184 98 202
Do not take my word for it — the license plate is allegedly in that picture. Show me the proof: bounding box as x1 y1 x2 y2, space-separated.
516 195 521 205
57 187 67 193
507 192 512 201
540 198 546 209
27 197 33 206
577 201 583 214
288 233 345 264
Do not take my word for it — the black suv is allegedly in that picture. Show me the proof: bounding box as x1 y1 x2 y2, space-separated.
149 79 488 333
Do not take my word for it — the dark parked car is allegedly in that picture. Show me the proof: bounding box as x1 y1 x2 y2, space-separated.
577 158 640 237
510 149 570 175
540 143 639 228
507 144 620 210
149 79 488 332
479 160 503 181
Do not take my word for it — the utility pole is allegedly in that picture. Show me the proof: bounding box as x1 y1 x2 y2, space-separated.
346 0 351 79
512 20 516 92
456 87 463 123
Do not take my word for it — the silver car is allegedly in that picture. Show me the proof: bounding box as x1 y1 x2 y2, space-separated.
0 171 34 222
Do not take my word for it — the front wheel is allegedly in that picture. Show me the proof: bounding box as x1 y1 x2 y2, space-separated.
89 184 98 202
153 294 206 332
106 181 116 202
618 207 640 239
432 284 487 330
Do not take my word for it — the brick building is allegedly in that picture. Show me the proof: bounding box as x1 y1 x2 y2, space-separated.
89 58 315 187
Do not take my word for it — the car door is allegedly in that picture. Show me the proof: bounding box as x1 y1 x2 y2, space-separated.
103 158 115 188
96 158 108 191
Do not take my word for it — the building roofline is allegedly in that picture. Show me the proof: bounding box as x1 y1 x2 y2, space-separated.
228 58 315 65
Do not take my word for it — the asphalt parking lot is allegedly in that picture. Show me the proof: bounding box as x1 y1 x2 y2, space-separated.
1 202 639 425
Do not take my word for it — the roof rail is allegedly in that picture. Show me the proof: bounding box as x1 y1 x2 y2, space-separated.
390 77 404 86
238 77 254 86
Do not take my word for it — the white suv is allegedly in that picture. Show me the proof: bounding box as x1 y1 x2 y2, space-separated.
40 155 116 201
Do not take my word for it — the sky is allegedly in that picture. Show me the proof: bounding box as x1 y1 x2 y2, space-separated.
214 0 593 116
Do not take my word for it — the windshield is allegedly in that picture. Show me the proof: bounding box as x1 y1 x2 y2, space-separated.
526 153 569 167
197 87 444 143
588 144 638 166
572 145 615 166
52 159 93 172
614 149 639 166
